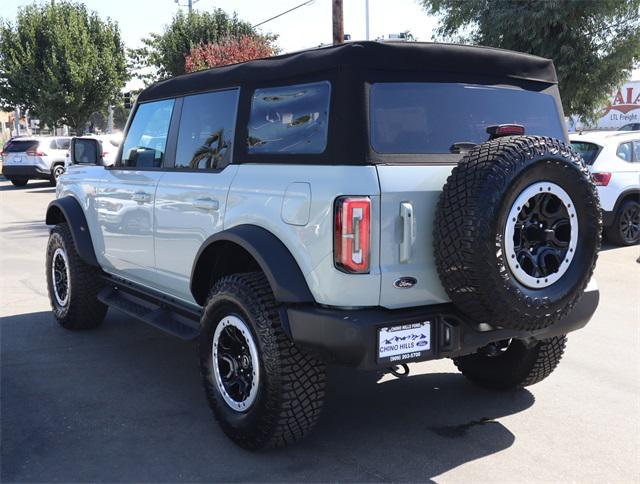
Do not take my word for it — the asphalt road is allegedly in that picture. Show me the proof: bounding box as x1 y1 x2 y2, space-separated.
1 179 639 483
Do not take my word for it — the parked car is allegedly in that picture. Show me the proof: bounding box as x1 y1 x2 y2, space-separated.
2 136 71 186
619 122 640 131
45 41 601 449
570 131 640 245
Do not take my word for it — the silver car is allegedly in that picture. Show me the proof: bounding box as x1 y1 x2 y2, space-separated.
2 136 71 187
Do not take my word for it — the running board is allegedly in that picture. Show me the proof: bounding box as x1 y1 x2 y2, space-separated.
98 286 201 340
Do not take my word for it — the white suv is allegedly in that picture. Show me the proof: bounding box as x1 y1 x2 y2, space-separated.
570 131 640 245
1 136 71 187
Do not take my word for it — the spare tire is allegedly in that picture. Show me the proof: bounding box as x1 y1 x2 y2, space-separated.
434 136 601 331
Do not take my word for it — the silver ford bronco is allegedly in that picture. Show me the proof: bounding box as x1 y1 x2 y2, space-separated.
45 42 601 449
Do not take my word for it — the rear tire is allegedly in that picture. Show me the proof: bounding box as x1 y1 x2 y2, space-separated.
46 223 107 329
453 336 567 390
199 272 326 449
50 164 65 186
607 199 640 246
10 178 28 187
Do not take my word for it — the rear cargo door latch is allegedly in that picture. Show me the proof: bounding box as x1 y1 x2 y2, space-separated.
400 202 415 263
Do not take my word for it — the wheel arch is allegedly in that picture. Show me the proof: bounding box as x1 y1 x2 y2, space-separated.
613 189 640 214
190 225 315 306
45 196 99 267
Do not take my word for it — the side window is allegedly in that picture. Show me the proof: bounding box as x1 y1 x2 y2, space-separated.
634 141 640 162
616 142 633 162
49 139 58 150
247 81 331 155
121 99 174 168
175 89 238 169
57 138 70 150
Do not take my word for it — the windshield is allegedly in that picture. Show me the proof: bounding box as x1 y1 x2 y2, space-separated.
370 83 565 155
570 141 601 165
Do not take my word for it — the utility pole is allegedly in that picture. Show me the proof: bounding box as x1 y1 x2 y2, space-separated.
175 0 198 13
365 0 370 40
107 105 114 134
332 0 344 45
13 107 20 136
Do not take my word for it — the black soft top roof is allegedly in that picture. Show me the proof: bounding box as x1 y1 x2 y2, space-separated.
138 41 557 102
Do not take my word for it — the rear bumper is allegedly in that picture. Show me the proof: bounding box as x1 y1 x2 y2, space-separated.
285 289 599 370
1 165 50 179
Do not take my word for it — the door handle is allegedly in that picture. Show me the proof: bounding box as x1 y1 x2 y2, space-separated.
132 191 151 203
400 202 415 263
193 197 220 211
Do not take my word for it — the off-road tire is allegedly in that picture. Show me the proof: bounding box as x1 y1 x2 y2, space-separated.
46 223 107 329
9 178 28 187
434 136 601 331
453 335 567 390
607 199 640 246
199 272 326 450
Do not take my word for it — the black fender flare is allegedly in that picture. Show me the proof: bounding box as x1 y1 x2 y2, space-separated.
190 225 315 305
45 196 98 267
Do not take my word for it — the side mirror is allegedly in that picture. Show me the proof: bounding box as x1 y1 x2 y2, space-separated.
70 137 102 165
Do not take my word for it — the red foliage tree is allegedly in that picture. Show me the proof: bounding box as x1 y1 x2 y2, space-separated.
185 35 276 72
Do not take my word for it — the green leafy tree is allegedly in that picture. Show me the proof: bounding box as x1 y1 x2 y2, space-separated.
130 9 277 83
0 1 128 134
420 0 640 120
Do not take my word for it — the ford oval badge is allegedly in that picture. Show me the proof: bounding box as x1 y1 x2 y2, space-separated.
394 277 417 289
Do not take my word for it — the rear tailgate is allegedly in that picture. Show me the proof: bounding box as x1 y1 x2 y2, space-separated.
2 140 39 165
371 81 567 310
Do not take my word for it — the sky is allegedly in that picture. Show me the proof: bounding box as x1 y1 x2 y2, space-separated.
0 0 440 52
0 0 637 87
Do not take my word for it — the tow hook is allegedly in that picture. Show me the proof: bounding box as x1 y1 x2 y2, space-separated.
388 363 410 378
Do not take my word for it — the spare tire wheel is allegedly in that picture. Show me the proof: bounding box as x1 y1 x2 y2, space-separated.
434 136 601 331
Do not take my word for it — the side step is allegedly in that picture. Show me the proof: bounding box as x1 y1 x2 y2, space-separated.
98 286 201 340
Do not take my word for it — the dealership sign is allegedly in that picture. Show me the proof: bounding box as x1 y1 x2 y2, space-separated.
568 80 640 130
597 80 639 128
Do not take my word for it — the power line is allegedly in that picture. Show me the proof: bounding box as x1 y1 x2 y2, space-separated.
253 0 315 28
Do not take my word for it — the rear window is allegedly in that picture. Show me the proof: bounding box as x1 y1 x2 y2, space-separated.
4 140 38 153
570 141 601 165
370 83 565 155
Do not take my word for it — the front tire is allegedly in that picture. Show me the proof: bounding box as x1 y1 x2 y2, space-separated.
607 199 640 246
453 336 567 390
46 223 107 329
199 272 326 449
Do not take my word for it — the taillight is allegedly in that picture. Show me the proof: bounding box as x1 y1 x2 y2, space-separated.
334 196 371 274
26 150 46 156
592 172 611 186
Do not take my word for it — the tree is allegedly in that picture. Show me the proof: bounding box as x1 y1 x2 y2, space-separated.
419 0 640 120
184 35 276 73
0 1 128 134
130 9 277 82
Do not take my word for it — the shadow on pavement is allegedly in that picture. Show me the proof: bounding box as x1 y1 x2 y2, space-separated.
0 181 52 191
1 309 533 482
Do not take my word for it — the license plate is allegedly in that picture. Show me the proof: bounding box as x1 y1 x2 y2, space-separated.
377 321 431 364
13 156 22 163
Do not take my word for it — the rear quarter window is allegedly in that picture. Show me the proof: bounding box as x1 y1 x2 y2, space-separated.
370 83 565 155
247 81 331 155
570 141 601 165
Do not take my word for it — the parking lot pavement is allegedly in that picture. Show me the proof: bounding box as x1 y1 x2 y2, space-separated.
1 179 639 483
